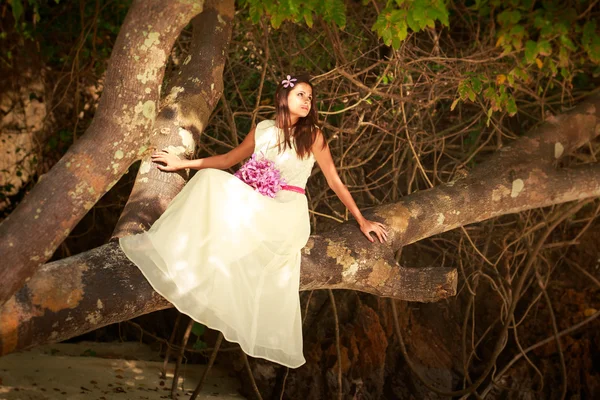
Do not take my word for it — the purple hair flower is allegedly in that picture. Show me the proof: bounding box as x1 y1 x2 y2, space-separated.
235 153 286 198
281 75 297 88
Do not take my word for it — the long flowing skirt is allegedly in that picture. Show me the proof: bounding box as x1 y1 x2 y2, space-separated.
119 168 310 368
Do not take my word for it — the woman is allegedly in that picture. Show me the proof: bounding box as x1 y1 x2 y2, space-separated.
120 74 387 368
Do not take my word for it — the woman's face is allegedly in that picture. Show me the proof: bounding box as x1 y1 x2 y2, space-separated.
287 82 312 121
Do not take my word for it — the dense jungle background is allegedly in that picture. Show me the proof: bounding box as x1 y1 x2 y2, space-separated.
1 0 600 399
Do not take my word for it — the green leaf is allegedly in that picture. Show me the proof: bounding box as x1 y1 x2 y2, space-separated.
248 1 263 23
11 0 23 22
270 12 285 29
558 46 569 67
429 0 449 25
191 322 205 337
506 73 515 86
193 340 208 350
582 21 600 63
285 0 299 15
406 11 419 32
382 27 393 46
505 96 517 116
471 76 482 93
483 86 496 101
512 67 529 82
396 21 408 42
548 59 558 76
537 40 552 56
497 10 511 26
372 14 386 33
428 7 442 22
509 25 525 37
467 88 476 102
389 9 405 24
411 6 425 22
582 21 596 46
540 23 554 37
559 35 576 51
474 2 490 16
509 10 521 25
458 81 470 100
533 14 548 29
497 10 520 26
303 9 314 28
326 0 346 29
524 40 538 63
554 22 569 36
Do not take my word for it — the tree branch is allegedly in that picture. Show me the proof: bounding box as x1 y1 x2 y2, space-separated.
0 233 456 357
113 0 234 237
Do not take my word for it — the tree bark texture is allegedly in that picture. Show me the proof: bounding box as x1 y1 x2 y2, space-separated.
113 0 234 237
0 0 205 307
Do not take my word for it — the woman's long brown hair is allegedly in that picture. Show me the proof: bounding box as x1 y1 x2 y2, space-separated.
274 74 324 159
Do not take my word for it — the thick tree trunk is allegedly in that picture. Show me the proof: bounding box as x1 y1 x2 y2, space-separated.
0 0 205 307
113 0 234 237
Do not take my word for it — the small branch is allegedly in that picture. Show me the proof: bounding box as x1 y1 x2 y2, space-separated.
161 313 183 379
242 352 263 400
171 319 194 398
190 332 223 400
329 289 343 400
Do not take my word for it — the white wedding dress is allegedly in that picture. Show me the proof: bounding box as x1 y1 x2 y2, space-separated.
119 120 315 368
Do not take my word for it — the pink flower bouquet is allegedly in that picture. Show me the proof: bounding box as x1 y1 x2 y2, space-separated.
234 153 286 198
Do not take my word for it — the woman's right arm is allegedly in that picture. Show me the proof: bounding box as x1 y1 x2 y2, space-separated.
152 127 256 172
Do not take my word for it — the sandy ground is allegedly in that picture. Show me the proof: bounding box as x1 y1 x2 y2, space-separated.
0 342 244 400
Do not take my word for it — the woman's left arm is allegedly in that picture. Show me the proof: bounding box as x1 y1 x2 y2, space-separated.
312 129 388 243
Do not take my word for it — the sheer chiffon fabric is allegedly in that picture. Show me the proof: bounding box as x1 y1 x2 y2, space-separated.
119 120 315 368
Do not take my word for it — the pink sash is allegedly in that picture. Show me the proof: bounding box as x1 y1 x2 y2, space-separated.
281 185 305 194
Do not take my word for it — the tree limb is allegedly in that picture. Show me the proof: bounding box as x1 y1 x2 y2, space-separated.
113 0 234 237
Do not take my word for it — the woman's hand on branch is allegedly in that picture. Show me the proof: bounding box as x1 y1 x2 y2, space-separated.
359 219 388 243
151 149 185 172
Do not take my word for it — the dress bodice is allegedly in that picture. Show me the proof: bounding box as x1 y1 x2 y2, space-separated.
253 120 316 189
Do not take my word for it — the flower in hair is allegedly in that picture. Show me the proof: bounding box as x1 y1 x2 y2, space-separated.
281 75 297 88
